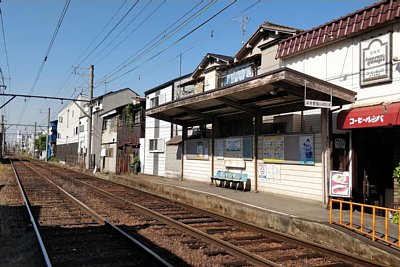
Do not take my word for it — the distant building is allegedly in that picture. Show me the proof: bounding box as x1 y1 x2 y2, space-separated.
100 96 145 174
56 94 89 165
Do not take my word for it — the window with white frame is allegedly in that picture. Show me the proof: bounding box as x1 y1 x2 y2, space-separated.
149 138 164 152
149 94 166 108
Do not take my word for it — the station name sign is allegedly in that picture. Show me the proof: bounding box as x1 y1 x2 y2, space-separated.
360 32 392 87
304 99 332 109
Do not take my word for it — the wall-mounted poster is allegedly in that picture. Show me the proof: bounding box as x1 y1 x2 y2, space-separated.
299 135 314 164
225 138 241 152
360 32 392 87
329 171 352 198
263 136 284 162
263 134 314 165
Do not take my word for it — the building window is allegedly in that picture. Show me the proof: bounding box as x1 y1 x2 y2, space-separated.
102 118 109 131
149 138 164 152
79 125 85 132
58 116 63 123
134 111 140 124
221 64 256 86
149 94 165 108
57 133 61 139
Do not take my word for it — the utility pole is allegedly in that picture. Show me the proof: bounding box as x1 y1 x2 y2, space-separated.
34 122 36 158
45 108 50 162
0 115 4 159
86 65 94 169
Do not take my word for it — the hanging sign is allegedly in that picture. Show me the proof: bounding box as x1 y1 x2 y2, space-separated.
304 99 332 109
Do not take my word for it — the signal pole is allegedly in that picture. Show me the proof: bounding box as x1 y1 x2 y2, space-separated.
86 65 94 169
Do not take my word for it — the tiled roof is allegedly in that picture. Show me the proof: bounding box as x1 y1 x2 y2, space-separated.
276 0 400 59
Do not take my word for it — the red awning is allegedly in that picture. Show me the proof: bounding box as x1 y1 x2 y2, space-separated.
337 103 400 129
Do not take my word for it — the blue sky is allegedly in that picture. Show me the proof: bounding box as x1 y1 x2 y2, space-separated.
0 0 375 139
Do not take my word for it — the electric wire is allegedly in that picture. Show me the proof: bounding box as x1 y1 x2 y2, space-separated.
77 0 139 67
107 0 237 84
92 0 158 66
121 0 262 86
96 0 212 86
126 0 261 83
46 0 129 109
18 0 71 123
73 0 128 67
0 5 10 80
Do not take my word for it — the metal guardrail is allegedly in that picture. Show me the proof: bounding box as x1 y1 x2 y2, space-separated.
330 199 400 248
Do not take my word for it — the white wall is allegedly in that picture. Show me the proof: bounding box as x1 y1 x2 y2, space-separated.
144 85 173 176
283 23 400 107
57 95 89 147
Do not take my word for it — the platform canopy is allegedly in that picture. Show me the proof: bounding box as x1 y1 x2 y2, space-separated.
146 67 356 126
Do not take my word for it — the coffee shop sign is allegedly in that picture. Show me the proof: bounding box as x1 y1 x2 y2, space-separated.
349 115 384 126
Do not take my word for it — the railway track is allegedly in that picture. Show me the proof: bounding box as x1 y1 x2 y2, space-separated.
11 158 172 267
13 157 380 266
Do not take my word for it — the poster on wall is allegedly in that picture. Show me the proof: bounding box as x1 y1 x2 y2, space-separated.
263 134 314 165
299 135 314 164
329 171 352 198
225 138 241 152
196 141 204 159
258 163 281 181
263 136 284 162
360 32 392 87
258 164 267 181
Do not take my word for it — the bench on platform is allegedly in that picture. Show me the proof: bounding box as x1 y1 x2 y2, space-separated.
210 170 248 191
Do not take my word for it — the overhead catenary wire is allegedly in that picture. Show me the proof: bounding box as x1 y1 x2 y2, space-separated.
0 5 10 80
18 0 71 124
46 0 130 109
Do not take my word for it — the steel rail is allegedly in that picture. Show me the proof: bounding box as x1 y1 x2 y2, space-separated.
44 168 279 267
28 159 383 266
10 159 53 267
17 159 173 267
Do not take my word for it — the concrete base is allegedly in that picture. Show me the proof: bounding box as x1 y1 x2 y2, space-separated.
99 173 400 266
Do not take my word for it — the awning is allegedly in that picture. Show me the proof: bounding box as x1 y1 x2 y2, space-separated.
337 103 400 129
146 67 356 126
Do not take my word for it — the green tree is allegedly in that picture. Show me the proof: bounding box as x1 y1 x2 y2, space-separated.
35 134 47 151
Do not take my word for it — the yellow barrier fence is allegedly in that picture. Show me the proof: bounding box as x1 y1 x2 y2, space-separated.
330 198 400 248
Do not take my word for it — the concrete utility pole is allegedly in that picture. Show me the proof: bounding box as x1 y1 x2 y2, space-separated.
45 108 50 162
0 115 4 159
34 122 36 158
86 65 94 169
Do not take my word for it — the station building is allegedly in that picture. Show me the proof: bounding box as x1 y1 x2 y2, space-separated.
276 0 400 208
144 1 400 208
144 21 357 206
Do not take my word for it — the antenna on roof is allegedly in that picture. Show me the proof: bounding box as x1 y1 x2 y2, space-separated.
233 16 251 44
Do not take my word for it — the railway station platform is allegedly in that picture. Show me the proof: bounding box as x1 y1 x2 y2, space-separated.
90 170 400 266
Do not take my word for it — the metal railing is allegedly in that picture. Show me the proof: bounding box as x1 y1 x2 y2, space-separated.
330 199 400 248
